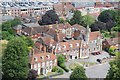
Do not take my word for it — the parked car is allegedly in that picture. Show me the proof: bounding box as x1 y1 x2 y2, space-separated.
96 59 102 63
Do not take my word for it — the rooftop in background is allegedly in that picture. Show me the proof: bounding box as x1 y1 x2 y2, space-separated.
1 15 14 22
22 23 40 27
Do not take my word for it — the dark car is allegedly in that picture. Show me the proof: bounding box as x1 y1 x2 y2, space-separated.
96 59 102 63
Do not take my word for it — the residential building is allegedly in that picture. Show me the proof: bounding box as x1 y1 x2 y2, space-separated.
88 31 103 54
1 2 53 17
102 37 120 50
53 2 74 17
54 40 81 60
29 49 57 75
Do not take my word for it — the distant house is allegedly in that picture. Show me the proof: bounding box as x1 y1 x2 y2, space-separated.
1 15 14 22
53 2 74 16
72 24 87 40
29 49 57 75
21 26 49 39
102 37 120 50
13 25 23 35
36 36 56 53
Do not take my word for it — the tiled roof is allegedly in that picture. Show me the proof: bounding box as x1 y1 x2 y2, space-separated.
22 26 49 36
89 31 102 41
54 33 66 42
54 40 81 53
72 24 86 32
40 36 56 46
104 37 120 46
22 27 38 36
23 23 40 27
29 52 56 64
53 3 63 12
35 42 42 47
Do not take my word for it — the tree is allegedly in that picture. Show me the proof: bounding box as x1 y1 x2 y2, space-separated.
112 25 120 32
2 37 29 79
59 18 66 23
1 18 21 40
70 66 87 80
98 10 116 23
109 46 116 56
57 54 65 66
106 20 116 33
38 10 59 25
57 54 69 72
28 69 38 80
90 21 106 31
20 36 34 47
106 47 120 79
82 15 95 27
106 56 120 79
25 37 34 47
69 10 83 25
112 10 120 25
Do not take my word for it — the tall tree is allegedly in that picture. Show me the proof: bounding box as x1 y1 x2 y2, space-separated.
90 21 106 31
98 10 116 23
57 54 65 66
69 10 83 25
70 66 87 80
1 18 21 40
38 10 59 25
82 15 95 27
2 37 29 79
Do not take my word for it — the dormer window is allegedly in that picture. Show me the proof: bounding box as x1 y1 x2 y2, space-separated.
69 44 73 48
58 47 61 51
40 56 44 60
46 55 50 59
76 43 79 46
50 44 52 46
81 30 84 33
34 57 37 61
63 45 66 49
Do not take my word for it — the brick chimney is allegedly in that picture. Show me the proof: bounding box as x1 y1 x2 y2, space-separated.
43 46 46 53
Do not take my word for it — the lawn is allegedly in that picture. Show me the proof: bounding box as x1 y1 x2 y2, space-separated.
69 62 96 70
38 72 58 78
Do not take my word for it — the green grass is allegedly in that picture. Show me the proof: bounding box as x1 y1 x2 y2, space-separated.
69 62 96 70
47 72 57 76
38 72 57 78
69 62 81 70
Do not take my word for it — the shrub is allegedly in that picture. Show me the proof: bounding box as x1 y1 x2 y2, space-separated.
52 66 63 74
58 68 63 74
60 63 69 72
69 63 80 71
52 66 58 72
